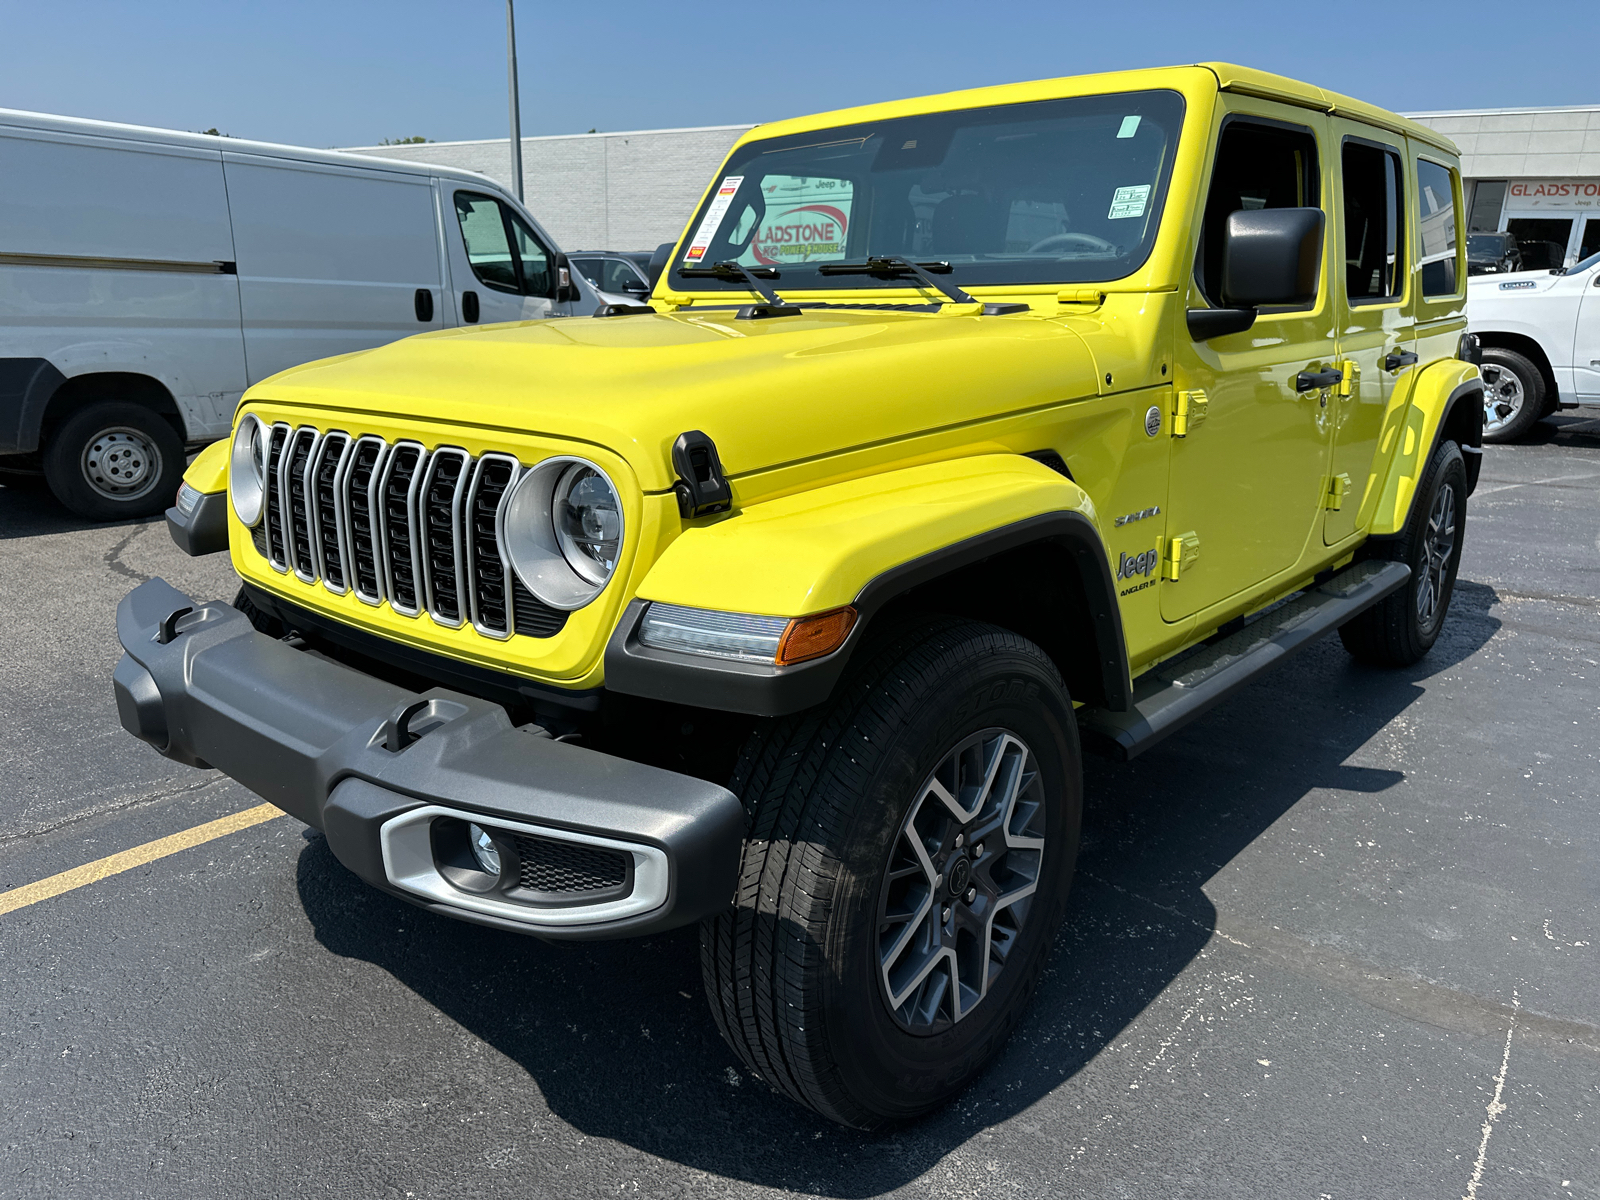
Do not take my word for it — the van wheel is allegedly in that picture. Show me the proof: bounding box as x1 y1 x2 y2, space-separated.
700 617 1081 1128
43 402 185 520
1340 440 1467 667
1479 348 1545 443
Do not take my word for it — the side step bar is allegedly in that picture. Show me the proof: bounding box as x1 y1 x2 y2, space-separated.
1078 560 1411 761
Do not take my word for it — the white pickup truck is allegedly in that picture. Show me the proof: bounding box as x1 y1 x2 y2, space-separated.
1469 250 1600 441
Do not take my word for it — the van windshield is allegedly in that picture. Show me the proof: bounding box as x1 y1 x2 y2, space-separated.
672 89 1185 295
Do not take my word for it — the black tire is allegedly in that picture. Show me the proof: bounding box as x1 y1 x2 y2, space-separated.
1479 347 1545 443
43 401 185 520
700 617 1082 1128
1339 440 1467 667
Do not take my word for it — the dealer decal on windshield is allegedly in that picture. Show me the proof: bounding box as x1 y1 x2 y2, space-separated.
1108 184 1151 220
684 176 745 264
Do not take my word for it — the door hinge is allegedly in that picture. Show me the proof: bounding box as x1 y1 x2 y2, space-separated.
1337 360 1359 397
1325 472 1351 510
1172 389 1209 438
1163 531 1200 581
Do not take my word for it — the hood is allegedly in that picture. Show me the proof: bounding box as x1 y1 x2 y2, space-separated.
1469 268 1563 295
251 309 1102 492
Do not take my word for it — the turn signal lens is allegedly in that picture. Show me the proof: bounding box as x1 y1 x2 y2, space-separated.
776 607 857 666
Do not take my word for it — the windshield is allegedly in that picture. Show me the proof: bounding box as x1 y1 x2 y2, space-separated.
673 90 1185 295
1468 234 1507 255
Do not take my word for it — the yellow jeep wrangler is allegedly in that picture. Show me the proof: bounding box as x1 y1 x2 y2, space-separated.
118 62 1483 1127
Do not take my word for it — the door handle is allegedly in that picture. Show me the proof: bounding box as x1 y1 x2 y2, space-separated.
462 290 480 323
1295 367 1343 392
413 288 434 323
1383 350 1419 372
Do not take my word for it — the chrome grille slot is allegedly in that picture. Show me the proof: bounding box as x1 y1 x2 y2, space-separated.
245 423 570 640
263 423 290 571
310 432 351 593
344 436 388 604
378 441 428 616
283 426 321 583
464 453 520 638
419 448 471 627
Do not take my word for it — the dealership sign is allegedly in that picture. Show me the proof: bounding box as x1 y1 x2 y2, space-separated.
1506 180 1600 210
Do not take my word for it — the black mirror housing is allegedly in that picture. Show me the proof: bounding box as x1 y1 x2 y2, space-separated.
647 242 675 288
1220 207 1323 308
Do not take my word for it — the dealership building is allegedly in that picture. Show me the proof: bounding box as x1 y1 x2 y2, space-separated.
348 103 1600 267
344 124 755 252
1401 105 1600 268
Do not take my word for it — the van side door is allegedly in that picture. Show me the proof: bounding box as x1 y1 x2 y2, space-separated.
1325 123 1413 545
222 155 444 382
442 189 561 326
1163 105 1338 623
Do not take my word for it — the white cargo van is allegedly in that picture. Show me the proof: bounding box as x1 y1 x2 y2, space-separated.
0 108 604 518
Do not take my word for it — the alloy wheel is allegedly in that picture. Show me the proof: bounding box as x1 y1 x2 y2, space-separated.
876 728 1046 1034
1417 481 1457 628
1480 363 1524 435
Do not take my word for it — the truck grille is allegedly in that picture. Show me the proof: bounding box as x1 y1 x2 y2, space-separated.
253 423 567 640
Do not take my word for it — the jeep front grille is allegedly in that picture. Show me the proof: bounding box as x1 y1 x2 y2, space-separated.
253 423 567 640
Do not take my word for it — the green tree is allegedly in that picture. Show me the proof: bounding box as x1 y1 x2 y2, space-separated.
380 136 433 145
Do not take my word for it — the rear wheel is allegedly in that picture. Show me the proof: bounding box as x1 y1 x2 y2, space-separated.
43 401 184 520
1339 439 1466 667
1479 347 1545 443
700 617 1081 1128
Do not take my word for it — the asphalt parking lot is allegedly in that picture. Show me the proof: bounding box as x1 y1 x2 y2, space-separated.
2 414 1597 1200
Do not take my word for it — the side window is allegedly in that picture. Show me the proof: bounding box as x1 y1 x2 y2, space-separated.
1197 121 1321 307
454 192 518 292
453 191 553 296
1416 160 1461 298
602 258 647 293
1341 140 1403 302
571 256 604 288
507 210 552 296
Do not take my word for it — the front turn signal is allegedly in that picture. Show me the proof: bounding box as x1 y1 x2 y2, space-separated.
776 607 857 666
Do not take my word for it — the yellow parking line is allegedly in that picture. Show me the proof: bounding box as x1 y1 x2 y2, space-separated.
0 802 284 917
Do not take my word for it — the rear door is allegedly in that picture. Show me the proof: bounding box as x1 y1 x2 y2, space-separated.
223 154 444 382
1325 123 1413 545
1164 105 1337 622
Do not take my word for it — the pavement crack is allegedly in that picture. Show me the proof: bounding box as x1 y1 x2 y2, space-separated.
0 775 223 846
103 520 158 583
1462 992 1517 1200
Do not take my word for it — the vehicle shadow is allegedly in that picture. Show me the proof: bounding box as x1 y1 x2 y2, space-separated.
0 481 156 540
1526 410 1600 450
295 580 1502 1195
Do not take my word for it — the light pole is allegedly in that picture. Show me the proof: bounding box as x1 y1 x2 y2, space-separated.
506 0 524 201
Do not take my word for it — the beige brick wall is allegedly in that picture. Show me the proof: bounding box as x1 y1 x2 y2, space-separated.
342 125 755 251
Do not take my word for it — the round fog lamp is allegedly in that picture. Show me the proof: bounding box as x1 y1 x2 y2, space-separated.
468 823 502 876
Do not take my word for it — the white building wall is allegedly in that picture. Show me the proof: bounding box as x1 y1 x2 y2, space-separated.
342 124 755 251
1405 106 1600 181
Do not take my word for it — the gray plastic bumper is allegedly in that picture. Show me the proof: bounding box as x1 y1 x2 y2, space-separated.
111 577 744 940
165 489 228 556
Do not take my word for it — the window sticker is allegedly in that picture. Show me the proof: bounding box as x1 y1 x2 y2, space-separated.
1108 184 1151 220
1116 115 1142 139
683 176 745 263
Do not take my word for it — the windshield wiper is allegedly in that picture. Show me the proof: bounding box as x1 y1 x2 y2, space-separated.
816 256 977 305
677 260 790 307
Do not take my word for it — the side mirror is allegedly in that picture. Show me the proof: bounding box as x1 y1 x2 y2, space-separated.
1188 207 1323 340
553 253 581 303
646 241 675 288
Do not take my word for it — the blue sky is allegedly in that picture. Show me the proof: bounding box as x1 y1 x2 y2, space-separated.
4 0 1596 148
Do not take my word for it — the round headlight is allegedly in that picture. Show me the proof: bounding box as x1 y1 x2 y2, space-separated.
500 456 625 611
229 413 269 527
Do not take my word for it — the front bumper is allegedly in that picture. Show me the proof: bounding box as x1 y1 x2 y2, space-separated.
112 577 744 939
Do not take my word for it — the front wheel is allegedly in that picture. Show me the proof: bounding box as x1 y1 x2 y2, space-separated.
700 618 1081 1128
43 401 185 520
1479 347 1545 443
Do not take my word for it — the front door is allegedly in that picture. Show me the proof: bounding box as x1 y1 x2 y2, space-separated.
443 188 558 326
1164 106 1337 622
1326 124 1415 545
